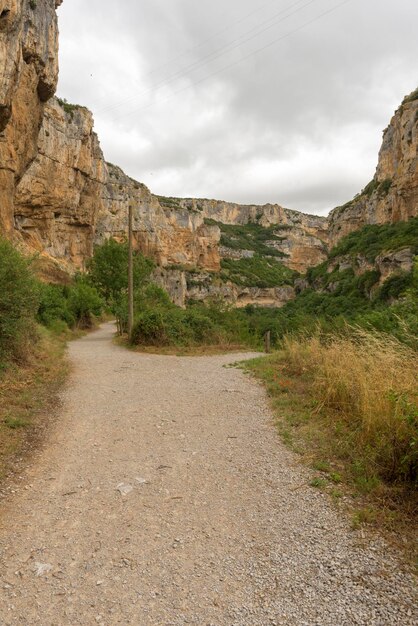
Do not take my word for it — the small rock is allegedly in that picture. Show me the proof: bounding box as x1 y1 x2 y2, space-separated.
34 562 53 577
116 483 133 496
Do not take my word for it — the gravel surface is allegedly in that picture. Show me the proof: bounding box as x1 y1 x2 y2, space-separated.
0 322 416 625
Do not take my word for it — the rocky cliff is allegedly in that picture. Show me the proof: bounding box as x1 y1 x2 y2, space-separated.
10 95 330 280
0 2 416 307
328 91 418 245
0 0 62 237
13 98 221 274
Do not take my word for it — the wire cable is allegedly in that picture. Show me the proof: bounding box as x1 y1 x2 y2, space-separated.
110 0 353 123
96 0 320 115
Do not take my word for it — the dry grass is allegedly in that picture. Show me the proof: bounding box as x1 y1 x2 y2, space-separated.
282 329 417 483
0 327 68 485
244 328 417 557
115 335 249 356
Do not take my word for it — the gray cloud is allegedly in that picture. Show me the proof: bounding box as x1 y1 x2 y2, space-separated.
57 0 418 215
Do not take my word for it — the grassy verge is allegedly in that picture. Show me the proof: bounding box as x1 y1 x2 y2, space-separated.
244 329 417 558
115 335 250 356
0 326 70 487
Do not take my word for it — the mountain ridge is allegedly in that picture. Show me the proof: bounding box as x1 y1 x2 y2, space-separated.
0 1 416 307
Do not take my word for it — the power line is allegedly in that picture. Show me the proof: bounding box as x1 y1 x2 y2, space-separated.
140 0 292 82
111 0 353 123
96 0 320 115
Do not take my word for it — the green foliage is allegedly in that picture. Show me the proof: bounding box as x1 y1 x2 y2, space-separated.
88 239 154 308
155 195 183 210
206 219 287 257
37 279 104 330
329 217 418 262
0 239 40 367
361 178 392 198
130 288 261 348
220 256 296 288
131 307 219 347
402 87 418 104
376 271 414 302
362 179 380 197
377 178 393 197
37 283 75 328
56 97 83 118
66 279 104 328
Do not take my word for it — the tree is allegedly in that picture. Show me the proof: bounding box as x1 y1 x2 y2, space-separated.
87 239 154 332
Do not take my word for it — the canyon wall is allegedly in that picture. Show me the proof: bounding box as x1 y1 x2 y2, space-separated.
0 0 62 237
0 2 416 306
328 93 418 245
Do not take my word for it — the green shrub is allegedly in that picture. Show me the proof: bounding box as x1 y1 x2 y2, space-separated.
376 271 414 302
67 280 103 328
37 283 74 328
135 283 174 311
329 218 418 262
220 255 296 288
88 239 154 330
0 239 40 366
207 220 287 257
402 87 418 104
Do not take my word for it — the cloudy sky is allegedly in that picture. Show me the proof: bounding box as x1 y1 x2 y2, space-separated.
57 0 417 216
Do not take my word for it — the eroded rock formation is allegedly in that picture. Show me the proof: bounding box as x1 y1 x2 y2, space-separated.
328 93 418 245
0 2 416 307
0 0 61 236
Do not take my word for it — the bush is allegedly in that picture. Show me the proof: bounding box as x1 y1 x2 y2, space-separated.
211 220 287 257
328 218 418 262
131 309 189 346
220 255 296 288
0 239 40 366
130 296 247 347
37 283 75 328
66 281 104 328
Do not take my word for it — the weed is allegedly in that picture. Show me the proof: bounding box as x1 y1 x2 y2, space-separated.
310 477 327 489
4 417 29 429
313 460 330 472
352 507 377 529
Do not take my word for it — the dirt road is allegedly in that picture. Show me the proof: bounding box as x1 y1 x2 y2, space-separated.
0 323 415 625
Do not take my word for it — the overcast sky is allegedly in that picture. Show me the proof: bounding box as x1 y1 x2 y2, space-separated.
57 0 418 216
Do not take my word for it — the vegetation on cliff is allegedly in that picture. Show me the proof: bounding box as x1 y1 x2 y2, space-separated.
205 219 287 257
327 217 418 261
220 256 296 288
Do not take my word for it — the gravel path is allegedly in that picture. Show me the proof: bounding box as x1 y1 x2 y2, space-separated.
0 323 416 625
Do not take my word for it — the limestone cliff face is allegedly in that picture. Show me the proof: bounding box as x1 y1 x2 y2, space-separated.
180 197 329 272
96 166 220 272
1 3 416 309
14 99 107 268
0 0 61 236
328 93 418 245
12 97 220 273
152 267 296 309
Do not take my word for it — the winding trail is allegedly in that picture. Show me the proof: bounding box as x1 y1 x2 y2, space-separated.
0 323 416 625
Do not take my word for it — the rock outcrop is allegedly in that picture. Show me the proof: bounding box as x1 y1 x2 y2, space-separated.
179 197 329 272
0 3 416 308
0 0 61 236
328 92 418 245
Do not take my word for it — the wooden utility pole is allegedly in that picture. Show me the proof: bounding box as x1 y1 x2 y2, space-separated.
264 330 271 354
127 205 134 340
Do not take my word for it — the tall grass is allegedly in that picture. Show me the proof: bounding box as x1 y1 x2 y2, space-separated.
282 329 417 483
